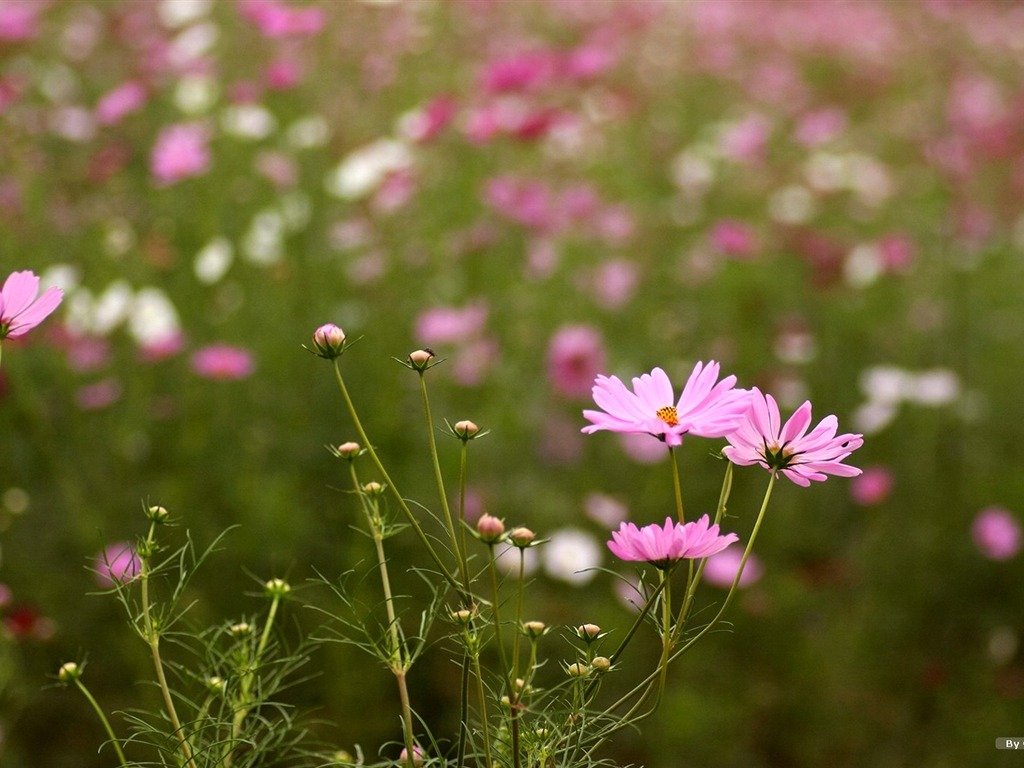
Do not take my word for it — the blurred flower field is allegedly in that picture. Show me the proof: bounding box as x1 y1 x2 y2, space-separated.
2 0 1024 765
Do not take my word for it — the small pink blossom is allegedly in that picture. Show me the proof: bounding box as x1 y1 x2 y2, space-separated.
723 388 863 487
75 378 123 410
608 515 739 569
972 507 1022 561
0 271 63 340
96 81 147 126
95 542 141 588
0 1 40 42
151 123 211 185
850 466 894 506
701 544 763 589
415 303 488 345
401 95 457 143
582 362 749 448
479 51 557 95
239 0 324 38
589 259 639 310
191 344 254 380
709 219 757 259
547 325 607 399
794 107 847 147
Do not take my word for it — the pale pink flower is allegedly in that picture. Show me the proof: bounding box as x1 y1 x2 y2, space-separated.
701 544 763 589
239 0 324 38
547 325 607 399
582 362 748 448
415 303 488 345
0 1 40 42
150 123 211 185
0 271 63 340
723 388 863 487
96 81 147 126
95 542 141 588
850 466 894 506
191 344 254 380
589 259 639 310
479 51 557 94
972 507 1022 561
608 515 738 569
709 219 757 259
75 378 123 410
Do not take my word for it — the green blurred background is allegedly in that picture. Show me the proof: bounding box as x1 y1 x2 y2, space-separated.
1 0 1023 765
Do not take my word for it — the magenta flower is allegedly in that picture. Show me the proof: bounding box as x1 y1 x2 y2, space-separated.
95 542 141 588
151 123 211 186
723 387 863 487
701 544 763 589
0 270 63 340
191 345 255 380
972 506 1022 561
608 515 739 569
546 325 607 399
582 362 748 448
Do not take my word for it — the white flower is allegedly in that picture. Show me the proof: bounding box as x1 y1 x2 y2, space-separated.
325 139 413 200
543 529 601 586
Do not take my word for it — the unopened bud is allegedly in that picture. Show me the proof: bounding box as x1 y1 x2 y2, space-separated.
312 323 347 359
408 349 434 371
264 578 291 598
147 505 169 523
451 608 474 624
399 744 425 766
229 621 252 637
337 441 361 458
591 656 612 672
577 623 602 641
476 514 505 543
58 662 80 682
566 662 589 678
523 620 546 638
206 675 226 693
362 481 384 497
453 420 479 439
508 527 536 547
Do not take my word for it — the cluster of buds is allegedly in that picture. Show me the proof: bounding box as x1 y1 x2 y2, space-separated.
263 578 292 599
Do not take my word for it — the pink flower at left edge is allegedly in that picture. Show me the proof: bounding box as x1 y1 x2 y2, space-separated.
0 271 63 340
582 362 749 448
607 515 739 569
723 387 863 487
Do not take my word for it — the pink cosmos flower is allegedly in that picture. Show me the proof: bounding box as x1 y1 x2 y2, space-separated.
582 362 748 448
95 542 141 588
0 271 63 340
546 325 607 399
701 544 763 589
608 515 739 569
191 344 254 380
723 387 863 487
150 123 211 185
96 81 147 126
850 465 894 506
972 506 1022 561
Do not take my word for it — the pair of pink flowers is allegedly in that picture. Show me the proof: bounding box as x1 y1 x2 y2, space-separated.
0 271 63 341
582 361 863 487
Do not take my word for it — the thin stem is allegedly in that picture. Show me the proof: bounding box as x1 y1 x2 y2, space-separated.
669 446 684 523
73 678 129 767
139 524 197 768
331 360 460 592
671 472 776 661
419 374 471 593
471 650 494 768
486 544 520 768
228 594 283 757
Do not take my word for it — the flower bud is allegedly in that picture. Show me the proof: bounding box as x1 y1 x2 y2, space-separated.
576 623 602 641
566 661 589 678
362 481 384 497
206 675 226 693
453 420 479 439
312 323 347 359
337 441 361 458
58 662 80 683
229 621 252 637
508 527 536 547
146 505 169 523
399 744 425 766
450 608 474 624
591 656 612 672
476 514 505 543
264 578 291 598
522 620 546 638
408 349 434 371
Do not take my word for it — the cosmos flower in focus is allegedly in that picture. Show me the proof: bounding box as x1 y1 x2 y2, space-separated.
607 515 738 569
582 362 748 448
0 270 63 340
723 387 863 486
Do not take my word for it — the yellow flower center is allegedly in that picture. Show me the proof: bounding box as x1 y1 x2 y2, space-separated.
656 405 679 426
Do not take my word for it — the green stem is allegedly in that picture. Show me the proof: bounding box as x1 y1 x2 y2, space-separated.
419 375 471 593
471 649 494 768
73 678 129 767
229 595 282 756
139 524 197 768
331 360 460 592
486 544 520 768
669 446 684 523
